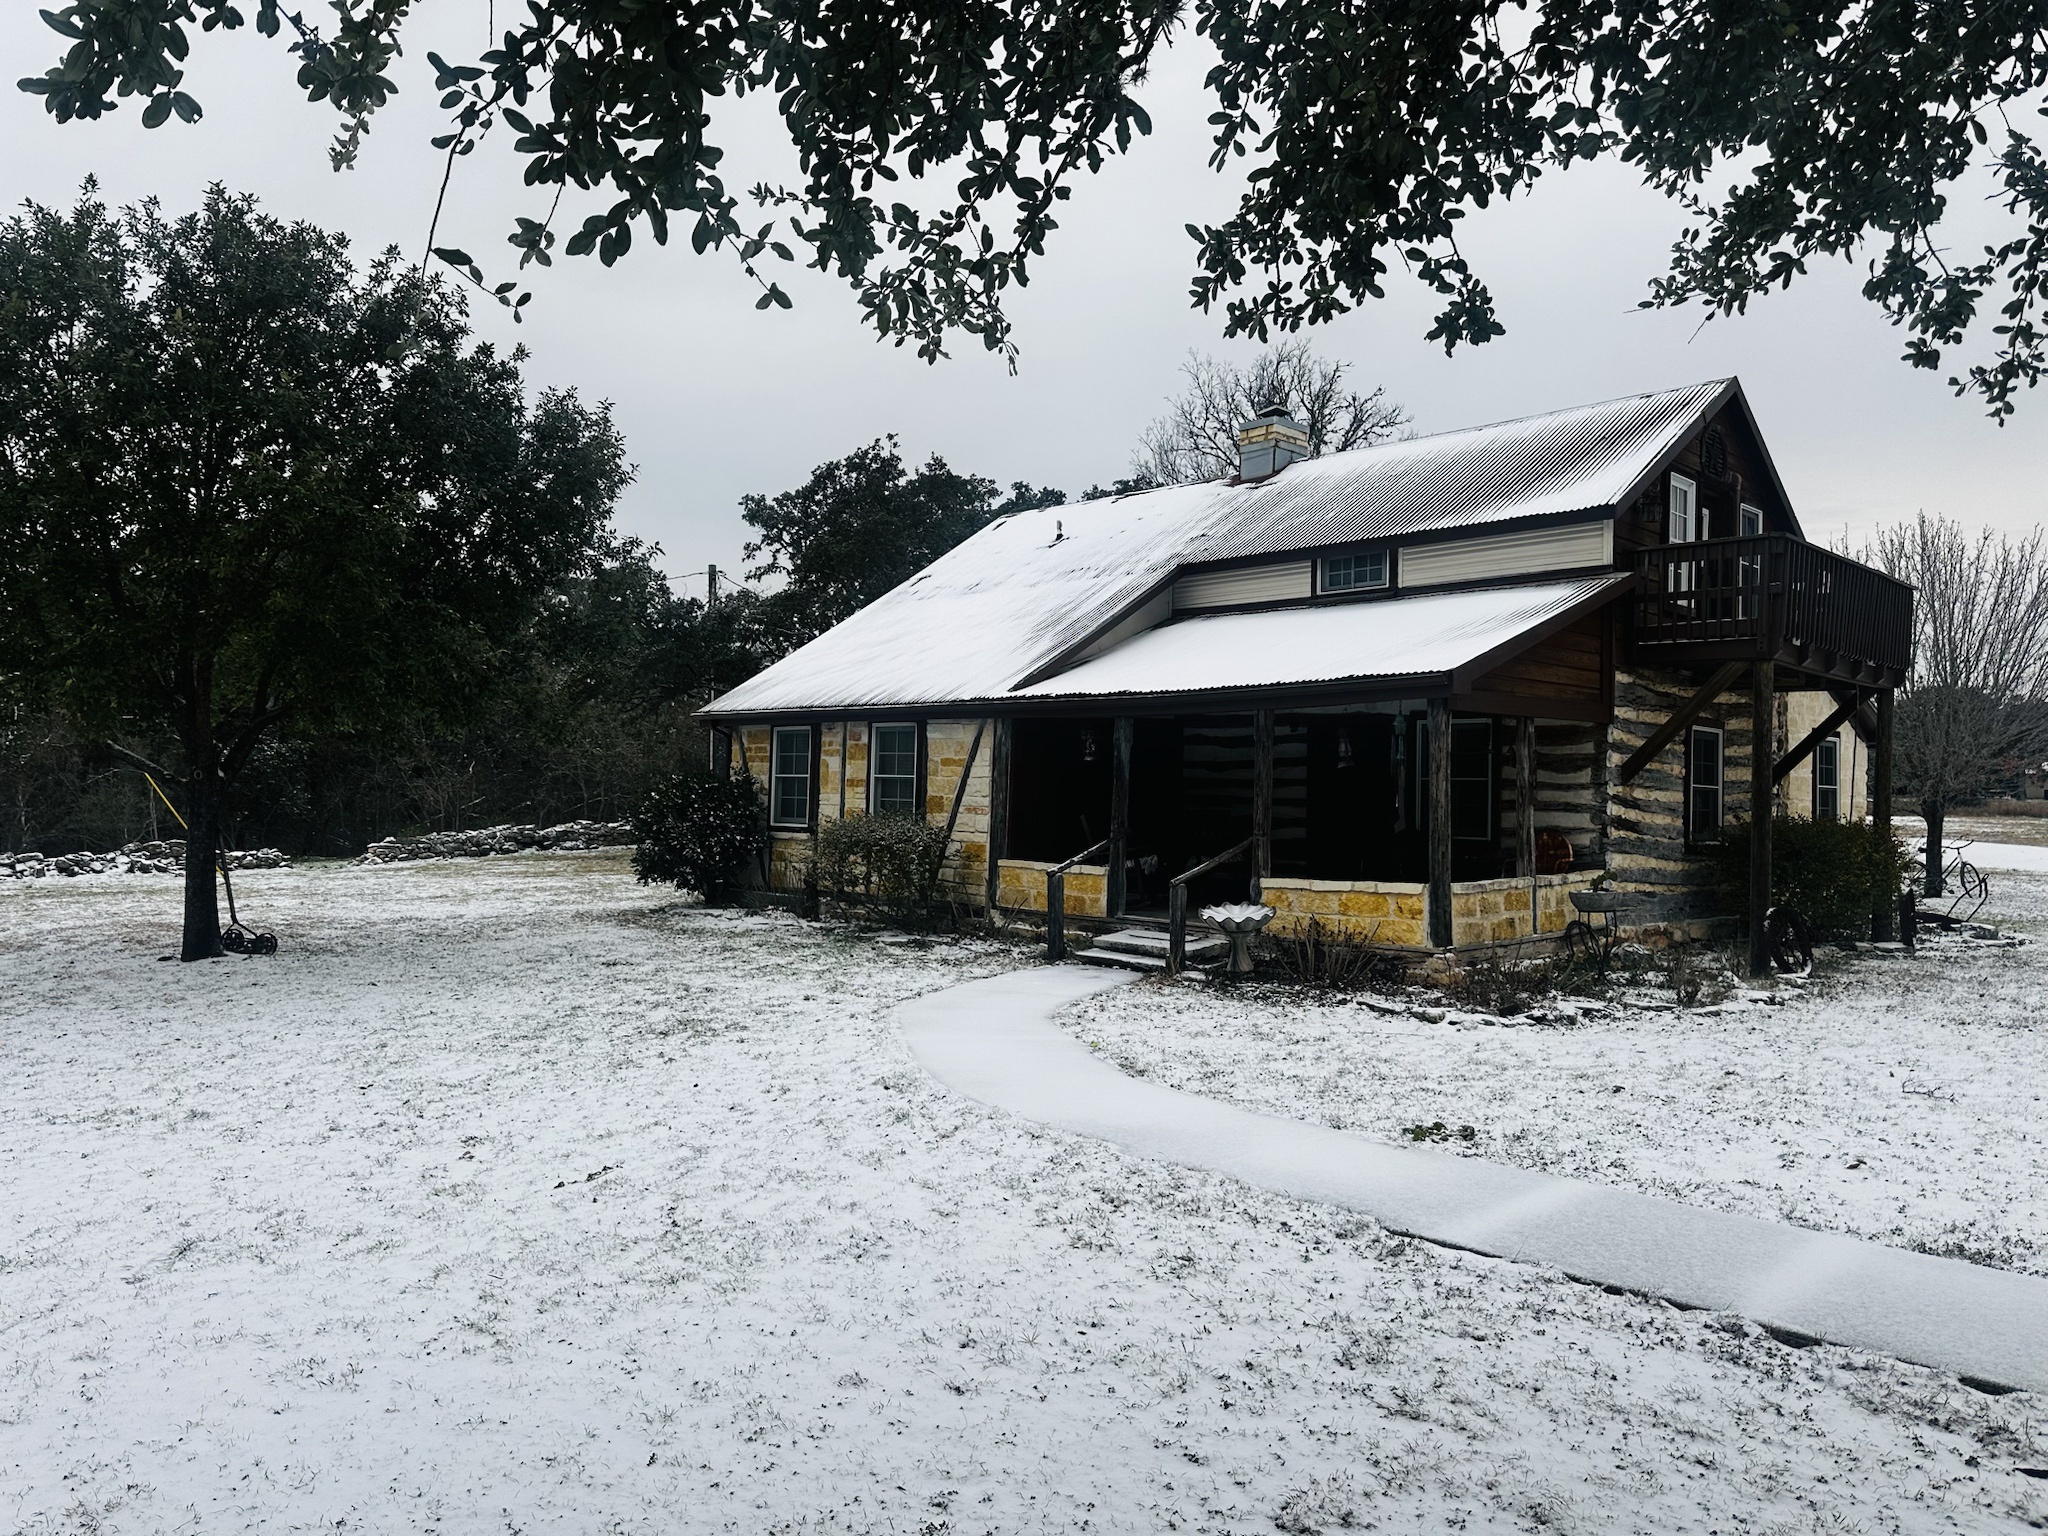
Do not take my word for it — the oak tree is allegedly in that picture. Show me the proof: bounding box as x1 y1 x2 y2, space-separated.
0 185 628 957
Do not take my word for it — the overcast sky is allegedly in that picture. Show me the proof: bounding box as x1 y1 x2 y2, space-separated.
7 9 2044 590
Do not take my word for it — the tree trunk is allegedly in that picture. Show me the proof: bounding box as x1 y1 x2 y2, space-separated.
1922 797 1945 897
181 776 224 961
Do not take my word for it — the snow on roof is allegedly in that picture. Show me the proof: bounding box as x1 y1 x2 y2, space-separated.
704 379 1737 717
1010 575 1630 704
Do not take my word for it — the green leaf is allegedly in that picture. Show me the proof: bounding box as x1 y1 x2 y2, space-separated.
431 247 474 267
141 94 172 128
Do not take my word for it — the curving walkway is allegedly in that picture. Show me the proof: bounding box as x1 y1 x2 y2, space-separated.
899 965 2048 1394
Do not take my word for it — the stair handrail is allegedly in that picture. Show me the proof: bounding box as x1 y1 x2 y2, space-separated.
1167 836 1257 976
1045 838 1111 962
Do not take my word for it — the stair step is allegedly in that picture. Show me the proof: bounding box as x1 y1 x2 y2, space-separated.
1072 947 1170 972
1090 928 1230 961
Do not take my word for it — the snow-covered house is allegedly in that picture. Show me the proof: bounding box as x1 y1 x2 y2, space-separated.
700 380 1913 969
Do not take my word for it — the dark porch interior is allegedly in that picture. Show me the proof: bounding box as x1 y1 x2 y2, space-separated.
1006 710 1517 913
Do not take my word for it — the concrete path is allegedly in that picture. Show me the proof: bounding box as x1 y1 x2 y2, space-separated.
899 965 2048 1394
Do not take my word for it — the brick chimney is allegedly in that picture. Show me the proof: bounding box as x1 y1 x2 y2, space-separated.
1237 402 1310 481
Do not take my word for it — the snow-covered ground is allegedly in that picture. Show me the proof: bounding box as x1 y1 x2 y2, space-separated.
1067 873 2048 1286
4 854 2047 1533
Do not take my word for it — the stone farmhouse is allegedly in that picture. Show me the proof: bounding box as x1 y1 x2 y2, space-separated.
700 380 1913 972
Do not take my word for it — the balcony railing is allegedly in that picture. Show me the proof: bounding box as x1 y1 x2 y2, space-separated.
1634 534 1914 686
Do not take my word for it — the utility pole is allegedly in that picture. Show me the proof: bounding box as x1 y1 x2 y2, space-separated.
706 563 720 603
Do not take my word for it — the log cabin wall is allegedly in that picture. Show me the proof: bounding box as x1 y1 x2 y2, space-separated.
1606 666 1760 927
1462 610 1608 715
1534 720 1605 871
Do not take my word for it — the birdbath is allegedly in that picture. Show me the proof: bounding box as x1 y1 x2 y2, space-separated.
1201 902 1275 976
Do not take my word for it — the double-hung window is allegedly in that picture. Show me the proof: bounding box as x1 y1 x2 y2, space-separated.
1320 549 1388 594
1668 473 1700 600
1687 724 1724 844
770 726 813 829
1814 735 1840 822
1737 503 1764 618
870 723 921 816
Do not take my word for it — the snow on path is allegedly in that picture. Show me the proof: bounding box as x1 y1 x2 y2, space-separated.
901 966 2048 1393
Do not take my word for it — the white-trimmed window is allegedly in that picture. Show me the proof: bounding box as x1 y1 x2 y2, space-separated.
1320 549 1388 594
1668 473 1699 543
770 726 813 828
1687 724 1724 843
1739 503 1764 537
1814 735 1840 822
870 722 921 816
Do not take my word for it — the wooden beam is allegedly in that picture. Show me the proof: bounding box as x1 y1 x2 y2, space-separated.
1771 695 1859 787
1872 688 1896 941
1251 708 1275 890
1748 662 1776 977
1616 662 1747 785
984 716 1011 916
1427 699 1453 949
1515 714 1537 929
1107 716 1133 918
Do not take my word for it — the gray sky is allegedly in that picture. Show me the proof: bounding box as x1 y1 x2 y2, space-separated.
6 9 2043 590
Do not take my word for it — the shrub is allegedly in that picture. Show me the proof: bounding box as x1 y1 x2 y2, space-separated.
1713 817 1908 941
810 812 951 917
1267 915 1398 990
631 774 766 902
1443 952 1554 1016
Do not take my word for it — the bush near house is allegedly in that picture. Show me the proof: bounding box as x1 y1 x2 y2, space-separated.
809 813 951 918
631 775 766 903
1713 818 1909 941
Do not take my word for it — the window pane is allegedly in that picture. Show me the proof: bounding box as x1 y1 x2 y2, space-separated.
1323 550 1387 592
771 727 810 825
871 724 918 815
1449 720 1492 839
1815 738 1839 821
1688 727 1722 841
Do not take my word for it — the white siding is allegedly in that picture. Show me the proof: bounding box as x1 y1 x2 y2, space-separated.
1398 521 1613 589
1173 560 1314 611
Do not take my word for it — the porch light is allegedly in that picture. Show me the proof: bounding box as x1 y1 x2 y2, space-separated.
1081 729 1098 763
1337 729 1355 768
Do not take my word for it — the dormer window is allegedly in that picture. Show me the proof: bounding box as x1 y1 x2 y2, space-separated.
1320 549 1389 594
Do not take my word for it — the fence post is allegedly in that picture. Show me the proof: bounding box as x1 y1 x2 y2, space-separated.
1046 869 1065 962
1167 881 1186 976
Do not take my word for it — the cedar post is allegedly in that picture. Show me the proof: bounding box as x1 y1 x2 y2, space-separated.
1427 698 1453 949
1107 716 1133 917
1747 661 1775 976
1516 715 1537 931
984 716 1011 917
1251 708 1275 899
1871 688 1896 939
1046 870 1066 961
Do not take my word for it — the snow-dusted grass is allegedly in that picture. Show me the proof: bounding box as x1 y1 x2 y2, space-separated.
4 853 2047 1534
1067 874 2048 1287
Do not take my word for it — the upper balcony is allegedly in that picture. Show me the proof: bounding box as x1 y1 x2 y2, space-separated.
1632 534 1914 689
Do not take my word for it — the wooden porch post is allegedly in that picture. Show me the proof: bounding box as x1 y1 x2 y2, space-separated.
1252 708 1274 898
1108 716 1133 917
1872 687 1896 940
984 716 1011 917
1515 715 1537 931
1427 698 1453 949
1748 662 1776 976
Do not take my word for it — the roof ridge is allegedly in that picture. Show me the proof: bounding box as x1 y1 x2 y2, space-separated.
1311 377 1734 466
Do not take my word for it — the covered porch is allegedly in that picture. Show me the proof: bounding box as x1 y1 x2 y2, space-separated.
987 706 1604 951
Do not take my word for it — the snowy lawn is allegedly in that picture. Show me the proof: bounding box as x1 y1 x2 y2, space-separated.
5 852 2048 1534
1066 874 2048 1286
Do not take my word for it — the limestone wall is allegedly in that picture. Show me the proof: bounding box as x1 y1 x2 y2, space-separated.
1259 879 1429 948
996 859 1108 918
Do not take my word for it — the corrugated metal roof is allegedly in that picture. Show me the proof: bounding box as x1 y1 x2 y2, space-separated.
703 379 1739 717
1009 575 1630 704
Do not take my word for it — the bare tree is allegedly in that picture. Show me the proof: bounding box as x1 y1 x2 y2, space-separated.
1866 515 2048 893
1133 341 1408 486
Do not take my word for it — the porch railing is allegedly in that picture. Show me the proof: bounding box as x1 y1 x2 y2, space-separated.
1634 534 1914 685
1166 836 1256 976
1045 839 1110 962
